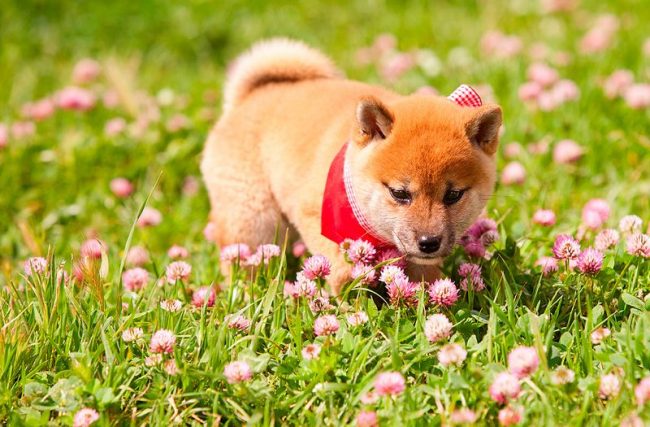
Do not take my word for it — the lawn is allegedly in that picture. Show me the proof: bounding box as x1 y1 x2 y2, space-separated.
1 0 650 425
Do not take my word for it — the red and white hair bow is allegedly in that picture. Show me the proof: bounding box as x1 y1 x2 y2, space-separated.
447 84 482 107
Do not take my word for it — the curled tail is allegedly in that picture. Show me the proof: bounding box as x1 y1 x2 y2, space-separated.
223 38 342 113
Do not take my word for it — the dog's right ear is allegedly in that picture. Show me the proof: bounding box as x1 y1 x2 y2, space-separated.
465 105 502 155
355 97 394 145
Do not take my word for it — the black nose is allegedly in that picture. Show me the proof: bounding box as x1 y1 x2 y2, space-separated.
418 235 441 254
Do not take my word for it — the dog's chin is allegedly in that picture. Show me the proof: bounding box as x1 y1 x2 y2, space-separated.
407 255 443 266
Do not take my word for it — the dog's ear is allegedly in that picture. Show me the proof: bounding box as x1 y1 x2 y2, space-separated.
465 105 502 155
355 97 394 145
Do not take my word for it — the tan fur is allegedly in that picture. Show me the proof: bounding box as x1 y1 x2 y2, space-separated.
202 39 502 294
222 38 343 114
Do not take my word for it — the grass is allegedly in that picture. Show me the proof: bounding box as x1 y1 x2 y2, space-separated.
1 0 650 425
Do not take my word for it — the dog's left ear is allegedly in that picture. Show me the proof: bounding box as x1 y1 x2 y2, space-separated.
465 105 502 155
355 97 394 145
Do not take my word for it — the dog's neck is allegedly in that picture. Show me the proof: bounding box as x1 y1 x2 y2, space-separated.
342 146 386 242
342 143 397 246
320 142 395 248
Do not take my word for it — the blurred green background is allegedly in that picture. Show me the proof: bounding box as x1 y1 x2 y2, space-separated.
3 0 649 100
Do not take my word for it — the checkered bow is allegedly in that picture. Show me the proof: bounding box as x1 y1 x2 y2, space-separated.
448 84 482 107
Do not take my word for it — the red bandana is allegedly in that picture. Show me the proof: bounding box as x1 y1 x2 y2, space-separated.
321 143 391 248
320 85 482 247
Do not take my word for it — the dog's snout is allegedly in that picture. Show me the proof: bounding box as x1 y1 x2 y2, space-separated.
418 235 441 254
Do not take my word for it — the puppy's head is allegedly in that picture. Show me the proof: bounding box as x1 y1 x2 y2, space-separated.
348 95 502 263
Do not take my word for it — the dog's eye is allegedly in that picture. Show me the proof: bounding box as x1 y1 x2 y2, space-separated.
443 189 465 205
387 187 412 205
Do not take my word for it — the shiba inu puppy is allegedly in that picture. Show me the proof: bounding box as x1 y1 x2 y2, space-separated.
201 38 502 294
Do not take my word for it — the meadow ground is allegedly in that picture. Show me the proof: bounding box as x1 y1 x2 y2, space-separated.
1 0 650 425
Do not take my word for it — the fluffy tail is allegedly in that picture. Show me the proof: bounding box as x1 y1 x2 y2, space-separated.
223 38 342 113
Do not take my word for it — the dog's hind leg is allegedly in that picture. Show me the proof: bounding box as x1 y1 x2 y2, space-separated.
201 129 290 253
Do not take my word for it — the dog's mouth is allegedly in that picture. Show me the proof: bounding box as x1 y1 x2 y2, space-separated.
391 231 453 263
407 255 443 265
404 245 452 264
